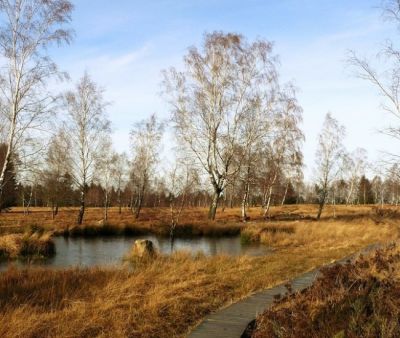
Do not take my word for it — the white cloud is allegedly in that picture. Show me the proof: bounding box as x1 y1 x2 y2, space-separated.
57 40 183 159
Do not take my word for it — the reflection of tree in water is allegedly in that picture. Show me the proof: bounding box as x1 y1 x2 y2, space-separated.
209 239 217 256
170 234 175 253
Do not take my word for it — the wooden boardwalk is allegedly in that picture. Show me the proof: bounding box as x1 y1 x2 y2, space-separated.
188 244 380 338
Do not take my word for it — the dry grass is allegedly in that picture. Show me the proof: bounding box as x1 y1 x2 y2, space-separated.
249 244 400 338
0 207 247 237
0 232 55 258
0 205 399 337
0 247 376 338
242 218 398 252
0 204 394 237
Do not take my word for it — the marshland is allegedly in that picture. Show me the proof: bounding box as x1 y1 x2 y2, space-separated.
2 0 400 337
0 205 398 337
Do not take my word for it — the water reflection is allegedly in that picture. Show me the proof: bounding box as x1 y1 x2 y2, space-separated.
0 235 270 269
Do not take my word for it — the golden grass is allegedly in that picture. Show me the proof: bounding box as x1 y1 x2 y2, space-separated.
0 204 393 236
0 205 399 337
242 218 398 251
0 232 55 258
0 248 375 338
0 206 246 236
0 234 20 257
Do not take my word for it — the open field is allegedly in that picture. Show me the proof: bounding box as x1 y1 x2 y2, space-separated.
0 205 399 337
0 204 396 237
0 206 247 237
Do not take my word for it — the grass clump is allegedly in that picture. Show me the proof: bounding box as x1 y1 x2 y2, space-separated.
0 232 55 259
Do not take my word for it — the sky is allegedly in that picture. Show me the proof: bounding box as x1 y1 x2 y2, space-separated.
52 0 400 180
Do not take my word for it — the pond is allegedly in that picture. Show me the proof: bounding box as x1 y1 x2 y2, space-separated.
0 235 270 269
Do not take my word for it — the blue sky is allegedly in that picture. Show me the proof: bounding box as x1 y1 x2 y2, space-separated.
54 0 400 179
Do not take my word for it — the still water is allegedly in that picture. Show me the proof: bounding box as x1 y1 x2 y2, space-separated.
0 235 269 269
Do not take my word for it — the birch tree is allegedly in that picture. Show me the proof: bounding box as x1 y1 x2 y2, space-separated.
315 113 345 220
349 1 400 163
114 152 128 214
0 0 73 207
163 32 279 220
261 86 304 217
130 114 163 219
43 130 70 218
343 148 368 205
238 93 273 221
63 73 110 225
95 138 117 221
166 161 198 245
0 143 16 210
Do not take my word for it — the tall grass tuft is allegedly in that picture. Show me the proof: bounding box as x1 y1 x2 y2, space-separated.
0 232 55 259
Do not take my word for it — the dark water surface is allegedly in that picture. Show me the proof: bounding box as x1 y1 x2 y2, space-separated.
0 235 270 269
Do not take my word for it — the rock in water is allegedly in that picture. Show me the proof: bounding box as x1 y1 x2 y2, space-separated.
132 239 156 258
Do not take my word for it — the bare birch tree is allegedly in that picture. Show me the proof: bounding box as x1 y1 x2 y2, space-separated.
238 94 272 222
0 0 73 207
62 73 110 225
95 138 118 221
349 1 400 163
163 32 279 220
130 114 163 219
315 113 346 220
343 148 368 205
261 86 304 218
114 152 129 214
43 130 70 218
166 161 198 245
